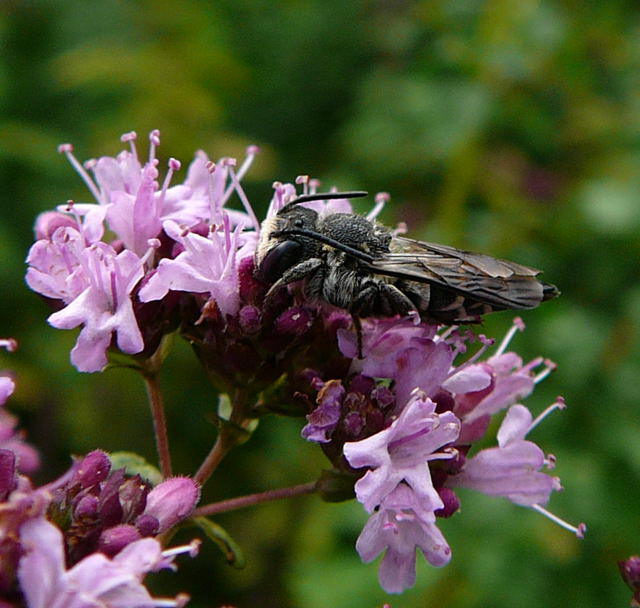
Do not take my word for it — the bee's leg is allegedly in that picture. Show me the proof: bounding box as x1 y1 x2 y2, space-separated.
264 258 324 306
377 282 419 317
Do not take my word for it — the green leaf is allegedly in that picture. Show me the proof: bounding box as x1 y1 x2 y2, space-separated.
109 451 162 486
193 516 246 569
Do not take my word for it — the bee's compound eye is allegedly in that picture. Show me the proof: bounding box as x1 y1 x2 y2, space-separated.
257 240 302 283
293 218 304 228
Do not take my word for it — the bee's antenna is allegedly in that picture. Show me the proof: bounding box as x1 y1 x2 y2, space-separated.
290 191 368 205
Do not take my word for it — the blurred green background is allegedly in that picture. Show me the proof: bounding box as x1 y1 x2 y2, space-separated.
1 1 639 606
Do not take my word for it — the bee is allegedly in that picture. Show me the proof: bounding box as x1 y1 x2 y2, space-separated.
255 191 558 334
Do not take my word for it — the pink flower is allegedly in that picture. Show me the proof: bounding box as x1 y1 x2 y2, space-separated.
356 484 451 594
25 226 90 304
47 243 145 372
343 391 460 513
451 404 560 506
18 518 194 608
139 218 254 317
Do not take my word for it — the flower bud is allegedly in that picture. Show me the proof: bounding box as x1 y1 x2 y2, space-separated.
74 494 99 519
619 555 640 606
73 450 111 488
274 307 314 336
134 513 160 536
239 305 261 334
143 477 200 532
99 524 142 557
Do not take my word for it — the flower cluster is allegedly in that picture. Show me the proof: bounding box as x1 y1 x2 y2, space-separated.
26 132 262 373
21 130 585 600
0 417 199 606
302 317 585 593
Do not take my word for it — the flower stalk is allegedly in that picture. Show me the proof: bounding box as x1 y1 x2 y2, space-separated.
194 481 317 517
142 371 173 479
194 389 252 486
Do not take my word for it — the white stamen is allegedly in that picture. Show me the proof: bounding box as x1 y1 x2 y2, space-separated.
534 359 557 384
159 158 181 205
206 161 223 222
120 130 139 163
226 167 261 232
295 175 310 195
236 146 260 181
309 178 321 194
148 129 161 164
58 143 103 204
392 221 408 236
367 192 390 220
151 595 191 608
495 317 525 357
530 397 566 431
428 447 458 462
140 239 161 269
162 539 201 559
0 338 18 352
531 504 587 538
438 325 459 341
461 335 495 366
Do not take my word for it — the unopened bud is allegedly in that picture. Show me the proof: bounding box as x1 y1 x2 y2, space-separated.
99 524 142 557
144 477 200 532
73 450 111 488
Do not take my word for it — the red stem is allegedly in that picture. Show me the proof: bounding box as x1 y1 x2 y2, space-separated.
143 373 173 478
193 481 317 517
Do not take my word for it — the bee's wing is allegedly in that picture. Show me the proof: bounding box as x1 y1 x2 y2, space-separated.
368 236 550 310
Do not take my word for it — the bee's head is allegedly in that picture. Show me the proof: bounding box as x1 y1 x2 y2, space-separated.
255 206 320 284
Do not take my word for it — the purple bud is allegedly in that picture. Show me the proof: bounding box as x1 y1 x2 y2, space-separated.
99 524 141 557
434 487 460 518
143 477 200 532
34 211 77 240
119 475 150 521
73 450 111 488
343 411 364 437
74 494 99 519
620 556 640 593
275 307 314 336
371 386 394 409
134 513 160 536
239 305 261 334
98 469 125 526
0 449 16 501
348 374 376 395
